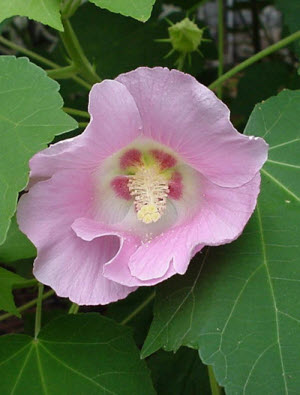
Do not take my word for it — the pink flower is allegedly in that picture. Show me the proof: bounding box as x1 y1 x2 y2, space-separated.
17 67 268 305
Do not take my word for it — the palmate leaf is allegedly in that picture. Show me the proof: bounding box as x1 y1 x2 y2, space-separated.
0 314 155 394
0 56 77 244
142 90 300 394
89 0 156 22
0 0 63 31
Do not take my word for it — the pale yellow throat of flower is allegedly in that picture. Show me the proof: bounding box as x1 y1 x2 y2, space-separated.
128 166 170 224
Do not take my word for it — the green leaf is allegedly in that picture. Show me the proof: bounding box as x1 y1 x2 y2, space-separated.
0 267 26 316
89 0 156 22
70 3 171 79
0 314 155 394
142 90 300 394
0 215 36 263
69 4 214 79
275 0 300 58
0 56 77 244
147 347 210 394
0 0 63 31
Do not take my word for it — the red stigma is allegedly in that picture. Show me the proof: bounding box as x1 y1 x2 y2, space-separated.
120 149 142 169
151 149 176 170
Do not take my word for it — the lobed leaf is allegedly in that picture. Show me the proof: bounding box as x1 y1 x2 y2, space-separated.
0 56 77 245
142 90 300 394
0 0 63 31
89 0 156 22
0 314 155 394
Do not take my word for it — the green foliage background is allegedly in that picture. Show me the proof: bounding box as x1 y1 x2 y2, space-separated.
0 0 299 394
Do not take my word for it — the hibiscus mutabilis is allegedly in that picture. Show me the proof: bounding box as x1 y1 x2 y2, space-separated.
17 67 268 305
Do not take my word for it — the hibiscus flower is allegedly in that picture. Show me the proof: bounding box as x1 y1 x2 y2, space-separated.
17 67 268 305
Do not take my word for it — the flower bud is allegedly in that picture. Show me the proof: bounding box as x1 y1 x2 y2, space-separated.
168 17 204 53
157 17 209 70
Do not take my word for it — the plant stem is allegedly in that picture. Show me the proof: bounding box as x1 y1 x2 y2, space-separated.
121 291 155 326
68 303 79 314
217 0 224 99
34 283 44 339
13 278 38 289
208 365 222 395
0 290 55 322
0 35 91 90
61 0 74 18
60 19 101 85
46 64 78 79
209 30 300 90
69 0 82 17
63 107 90 119
0 35 58 68
62 0 81 19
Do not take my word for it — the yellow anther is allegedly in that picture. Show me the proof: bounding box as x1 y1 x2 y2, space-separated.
128 166 169 224
137 204 162 224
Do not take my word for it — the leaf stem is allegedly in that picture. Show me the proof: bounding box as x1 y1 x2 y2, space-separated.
34 283 44 339
121 291 155 326
0 290 55 322
208 365 222 395
63 107 90 119
61 0 74 18
208 30 300 90
217 0 224 99
46 64 78 79
60 19 101 85
62 0 82 19
69 0 82 17
0 35 58 68
0 35 91 90
13 278 37 289
68 303 79 314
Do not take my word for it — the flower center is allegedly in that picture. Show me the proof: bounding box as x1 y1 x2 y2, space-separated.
109 145 184 227
128 166 169 224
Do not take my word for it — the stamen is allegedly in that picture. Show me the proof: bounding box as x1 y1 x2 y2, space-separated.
128 167 169 224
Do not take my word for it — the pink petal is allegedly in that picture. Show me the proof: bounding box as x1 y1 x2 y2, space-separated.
17 170 135 305
33 231 136 305
30 80 142 182
117 67 268 188
72 217 166 287
127 173 261 282
128 230 202 281
192 172 261 246
18 170 93 248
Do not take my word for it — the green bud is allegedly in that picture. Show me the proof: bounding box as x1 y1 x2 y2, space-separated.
168 18 204 54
